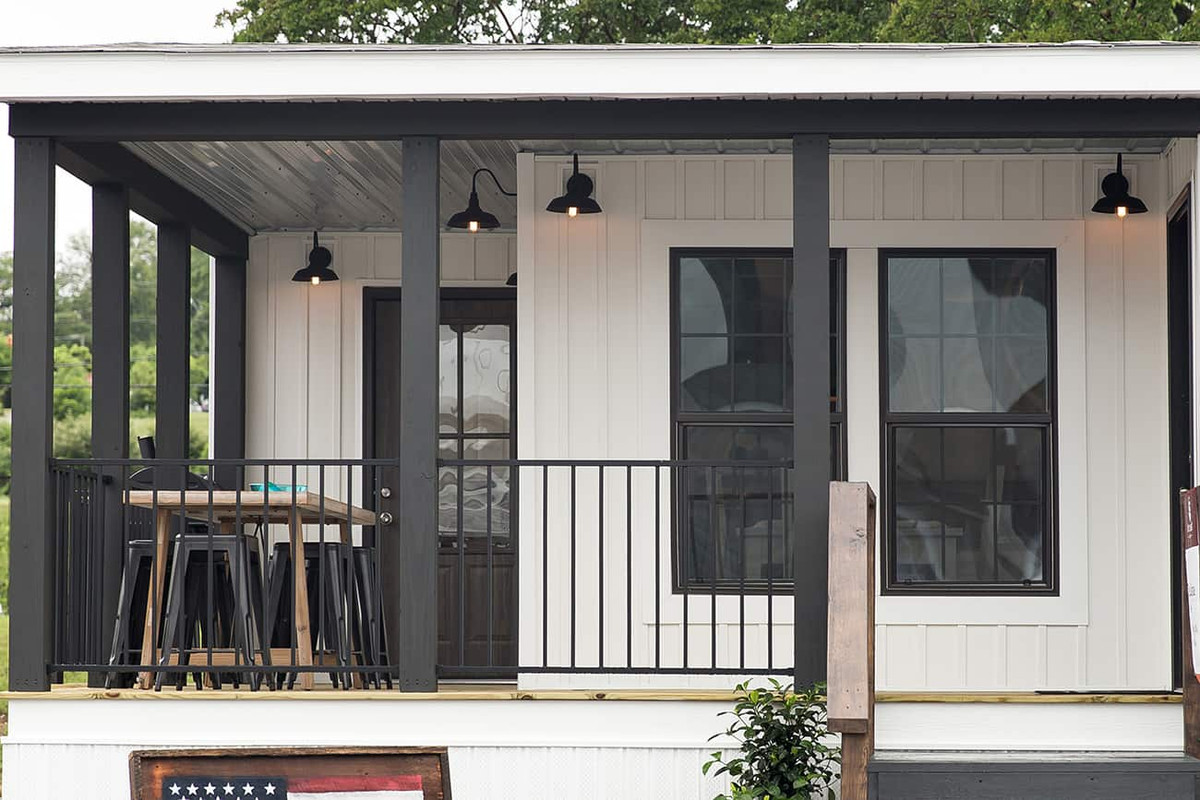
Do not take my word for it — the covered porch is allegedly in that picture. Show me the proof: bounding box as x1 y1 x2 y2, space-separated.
2 44 1196 703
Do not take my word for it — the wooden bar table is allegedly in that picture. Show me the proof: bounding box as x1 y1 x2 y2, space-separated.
124 490 376 690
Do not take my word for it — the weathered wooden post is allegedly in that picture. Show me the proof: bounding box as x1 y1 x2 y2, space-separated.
826 482 877 800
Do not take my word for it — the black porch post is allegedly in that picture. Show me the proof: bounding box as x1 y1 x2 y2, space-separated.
394 136 440 691
155 221 191 459
90 182 131 687
211 254 246 487
9 137 57 691
792 134 831 687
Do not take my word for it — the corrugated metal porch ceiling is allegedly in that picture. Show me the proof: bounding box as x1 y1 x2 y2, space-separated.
124 137 1172 234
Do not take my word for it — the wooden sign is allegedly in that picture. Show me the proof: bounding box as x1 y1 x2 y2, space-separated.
129 748 451 800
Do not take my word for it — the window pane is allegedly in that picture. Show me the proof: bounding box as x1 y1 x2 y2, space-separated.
892 425 1046 586
679 257 732 335
441 439 511 540
888 337 940 412
462 323 512 434
680 337 731 411
439 324 458 434
437 438 461 536
731 338 788 411
942 257 995 336
995 337 1047 413
733 258 789 334
888 258 941 336
943 337 995 412
995 257 1049 335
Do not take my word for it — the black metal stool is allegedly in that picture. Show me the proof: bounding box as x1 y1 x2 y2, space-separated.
155 531 265 691
264 540 358 689
351 546 391 689
105 539 166 688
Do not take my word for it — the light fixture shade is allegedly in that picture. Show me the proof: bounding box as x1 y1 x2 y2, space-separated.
547 154 602 215
1091 154 1148 216
292 231 339 283
447 190 501 230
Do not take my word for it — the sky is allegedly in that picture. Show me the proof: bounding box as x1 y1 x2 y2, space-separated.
0 0 233 253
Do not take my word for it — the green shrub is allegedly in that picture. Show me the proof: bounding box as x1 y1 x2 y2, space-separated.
703 680 840 800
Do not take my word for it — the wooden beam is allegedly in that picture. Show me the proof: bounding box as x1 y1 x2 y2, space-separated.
90 182 131 688
793 134 831 687
827 481 877 800
9 137 57 691
155 222 191 459
395 136 440 691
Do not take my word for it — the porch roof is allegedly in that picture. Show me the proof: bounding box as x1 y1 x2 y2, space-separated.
2 42 1200 104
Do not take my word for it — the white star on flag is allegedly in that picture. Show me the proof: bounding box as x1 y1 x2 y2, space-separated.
205 784 217 796
223 785 235 796
169 784 181 796
188 784 199 796
242 784 255 796
264 783 276 795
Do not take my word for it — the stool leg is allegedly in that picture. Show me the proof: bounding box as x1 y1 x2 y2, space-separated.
155 542 190 692
106 550 144 689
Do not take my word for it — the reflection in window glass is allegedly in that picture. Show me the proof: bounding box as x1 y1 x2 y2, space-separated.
884 252 1054 593
672 251 845 590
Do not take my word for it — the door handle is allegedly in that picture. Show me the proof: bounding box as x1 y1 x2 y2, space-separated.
379 511 394 526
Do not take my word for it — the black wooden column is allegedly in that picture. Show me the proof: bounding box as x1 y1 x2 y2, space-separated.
395 136 440 691
155 222 191 459
211 254 246 488
9 137 57 691
90 182 131 686
792 134 831 687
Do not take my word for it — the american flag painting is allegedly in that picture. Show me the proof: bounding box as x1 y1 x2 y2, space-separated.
163 775 424 800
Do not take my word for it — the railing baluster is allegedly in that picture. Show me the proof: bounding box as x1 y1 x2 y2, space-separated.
457 461 466 670
570 464 576 670
486 464 494 669
598 465 604 669
739 465 746 672
709 464 717 671
767 466 775 672
654 465 661 671
626 465 632 671
542 466 549 670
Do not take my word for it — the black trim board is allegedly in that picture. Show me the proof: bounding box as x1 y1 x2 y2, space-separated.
11 98 1200 141
877 248 1060 597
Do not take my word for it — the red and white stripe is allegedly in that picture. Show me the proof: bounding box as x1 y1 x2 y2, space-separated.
287 774 423 800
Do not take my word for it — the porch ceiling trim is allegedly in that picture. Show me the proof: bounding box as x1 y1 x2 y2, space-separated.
56 141 250 258
2 43 1200 103
11 98 1200 142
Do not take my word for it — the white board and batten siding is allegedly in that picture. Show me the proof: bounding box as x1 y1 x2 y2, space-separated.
243 229 515 499
516 151 1171 693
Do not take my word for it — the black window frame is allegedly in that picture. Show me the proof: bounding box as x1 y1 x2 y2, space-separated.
879 247 1059 596
669 246 848 594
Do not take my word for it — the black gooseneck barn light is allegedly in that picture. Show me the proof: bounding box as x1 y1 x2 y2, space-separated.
447 167 517 232
547 154 602 217
291 231 339 285
1092 154 1147 218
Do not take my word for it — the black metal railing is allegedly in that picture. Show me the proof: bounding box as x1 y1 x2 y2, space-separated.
48 456 795 689
442 458 796 676
51 458 395 690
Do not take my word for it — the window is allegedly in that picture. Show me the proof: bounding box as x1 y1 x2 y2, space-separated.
881 250 1056 594
671 248 846 592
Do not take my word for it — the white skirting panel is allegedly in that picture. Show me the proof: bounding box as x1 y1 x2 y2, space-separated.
1 698 1181 798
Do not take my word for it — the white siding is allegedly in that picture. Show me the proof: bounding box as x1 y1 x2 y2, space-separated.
518 152 1171 692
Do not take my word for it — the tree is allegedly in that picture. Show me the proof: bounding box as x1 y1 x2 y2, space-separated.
217 0 1200 43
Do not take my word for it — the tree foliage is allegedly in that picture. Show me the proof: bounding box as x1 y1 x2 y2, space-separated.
218 0 1200 44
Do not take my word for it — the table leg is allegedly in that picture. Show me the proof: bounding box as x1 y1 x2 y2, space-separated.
291 509 315 689
137 509 172 689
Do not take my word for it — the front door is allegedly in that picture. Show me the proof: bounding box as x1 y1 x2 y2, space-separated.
366 288 517 679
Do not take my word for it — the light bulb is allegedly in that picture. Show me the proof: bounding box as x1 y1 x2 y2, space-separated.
1116 206 1128 218
311 275 320 286
568 206 579 218
468 220 479 233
